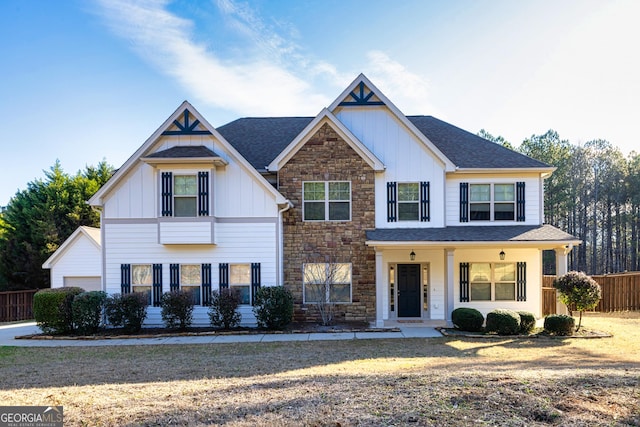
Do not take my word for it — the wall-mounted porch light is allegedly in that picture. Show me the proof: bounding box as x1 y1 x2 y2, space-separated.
499 250 506 260
410 250 416 261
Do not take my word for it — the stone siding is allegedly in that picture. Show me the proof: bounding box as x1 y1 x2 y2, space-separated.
278 122 376 323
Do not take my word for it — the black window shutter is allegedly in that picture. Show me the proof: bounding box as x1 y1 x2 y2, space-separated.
387 182 397 222
152 264 162 306
460 262 470 302
202 263 212 306
170 263 180 292
121 264 131 294
219 263 229 290
460 182 469 222
420 181 430 222
251 263 261 305
517 262 527 301
198 171 209 216
516 181 526 222
161 172 173 216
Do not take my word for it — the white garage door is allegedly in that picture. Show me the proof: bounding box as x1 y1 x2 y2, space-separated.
63 276 102 291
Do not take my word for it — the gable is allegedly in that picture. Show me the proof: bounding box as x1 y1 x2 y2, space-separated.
42 226 101 269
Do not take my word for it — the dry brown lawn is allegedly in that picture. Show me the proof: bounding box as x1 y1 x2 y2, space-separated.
0 312 639 426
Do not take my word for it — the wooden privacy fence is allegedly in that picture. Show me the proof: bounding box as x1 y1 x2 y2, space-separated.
0 289 38 322
542 272 640 313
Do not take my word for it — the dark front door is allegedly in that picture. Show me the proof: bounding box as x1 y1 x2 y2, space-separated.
397 264 421 317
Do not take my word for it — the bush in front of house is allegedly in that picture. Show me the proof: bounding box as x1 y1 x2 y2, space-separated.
208 289 241 329
72 291 108 335
544 314 575 336
451 307 484 332
485 309 521 335
33 287 85 334
160 290 194 330
105 292 148 334
253 286 294 330
553 271 601 332
517 311 537 334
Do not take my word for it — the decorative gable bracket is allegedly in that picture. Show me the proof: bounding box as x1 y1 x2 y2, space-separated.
338 82 385 107
162 109 212 136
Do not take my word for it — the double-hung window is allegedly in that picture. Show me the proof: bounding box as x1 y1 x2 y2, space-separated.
161 171 209 217
469 184 515 221
132 264 152 305
468 263 516 301
229 264 251 305
180 264 202 305
303 263 352 303
398 183 420 220
387 181 430 222
303 181 351 221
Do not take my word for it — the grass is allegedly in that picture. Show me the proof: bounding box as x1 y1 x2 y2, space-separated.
0 312 639 426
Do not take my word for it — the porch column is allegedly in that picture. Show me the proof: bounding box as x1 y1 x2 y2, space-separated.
554 246 571 315
445 248 455 326
375 249 384 327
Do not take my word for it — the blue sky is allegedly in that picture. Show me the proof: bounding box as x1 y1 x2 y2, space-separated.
1 0 638 206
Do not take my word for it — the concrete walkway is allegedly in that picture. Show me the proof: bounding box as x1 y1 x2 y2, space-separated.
0 322 443 347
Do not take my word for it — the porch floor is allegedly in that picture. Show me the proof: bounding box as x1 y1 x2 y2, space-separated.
384 319 447 328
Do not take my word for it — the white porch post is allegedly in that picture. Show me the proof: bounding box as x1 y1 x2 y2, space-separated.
445 248 455 326
375 249 385 327
554 246 570 315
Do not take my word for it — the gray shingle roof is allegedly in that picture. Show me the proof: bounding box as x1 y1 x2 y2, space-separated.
217 117 313 170
406 116 549 169
146 145 222 158
216 115 548 170
366 224 579 243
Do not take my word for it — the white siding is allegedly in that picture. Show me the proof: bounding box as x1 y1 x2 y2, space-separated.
336 108 447 228
159 220 214 244
103 221 278 326
453 247 543 318
49 235 101 289
445 175 542 226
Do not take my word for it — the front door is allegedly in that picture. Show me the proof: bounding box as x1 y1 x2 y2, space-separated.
397 264 421 317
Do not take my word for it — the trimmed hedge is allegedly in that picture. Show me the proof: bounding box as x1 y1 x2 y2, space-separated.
160 290 194 330
253 286 294 330
105 293 148 333
208 289 241 329
451 308 484 332
72 291 108 335
544 314 575 336
517 311 537 334
33 287 85 334
485 309 521 335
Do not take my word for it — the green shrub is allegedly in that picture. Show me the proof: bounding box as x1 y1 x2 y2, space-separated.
553 271 601 331
253 286 294 330
160 290 194 330
33 287 84 334
451 308 484 332
208 289 241 329
105 292 148 334
517 311 537 334
485 309 521 335
544 314 575 336
72 291 108 335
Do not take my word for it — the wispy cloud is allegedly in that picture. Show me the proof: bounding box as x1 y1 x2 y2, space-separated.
93 0 433 116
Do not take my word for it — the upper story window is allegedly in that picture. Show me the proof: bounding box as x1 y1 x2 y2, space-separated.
387 181 430 222
303 181 351 221
460 182 525 222
161 171 209 217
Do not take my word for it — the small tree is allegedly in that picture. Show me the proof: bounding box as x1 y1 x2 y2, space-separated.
304 261 349 326
553 271 601 331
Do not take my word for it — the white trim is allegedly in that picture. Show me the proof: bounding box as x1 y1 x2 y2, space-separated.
366 240 583 249
42 226 101 268
267 108 384 172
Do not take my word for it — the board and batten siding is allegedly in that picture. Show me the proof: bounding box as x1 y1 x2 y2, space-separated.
454 247 542 318
445 175 543 226
335 108 447 228
49 235 101 289
103 221 278 326
102 134 279 220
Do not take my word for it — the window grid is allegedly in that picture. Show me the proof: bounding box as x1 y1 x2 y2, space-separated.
469 263 516 302
303 263 352 303
303 181 351 221
469 183 515 221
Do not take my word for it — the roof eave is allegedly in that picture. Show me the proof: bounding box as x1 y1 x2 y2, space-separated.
450 167 556 176
366 239 582 248
140 157 229 167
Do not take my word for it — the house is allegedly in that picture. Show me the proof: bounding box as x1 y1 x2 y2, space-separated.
67 73 577 327
42 226 102 291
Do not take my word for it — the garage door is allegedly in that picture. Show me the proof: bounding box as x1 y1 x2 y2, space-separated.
63 276 101 291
